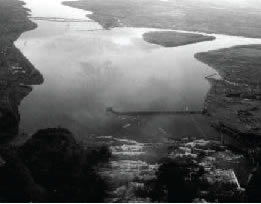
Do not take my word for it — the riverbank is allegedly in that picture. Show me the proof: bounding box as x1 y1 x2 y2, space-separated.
63 0 261 38
143 31 215 47
0 0 43 143
195 45 261 147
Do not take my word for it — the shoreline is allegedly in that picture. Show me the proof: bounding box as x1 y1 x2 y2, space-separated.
0 0 42 143
63 0 261 39
195 45 261 148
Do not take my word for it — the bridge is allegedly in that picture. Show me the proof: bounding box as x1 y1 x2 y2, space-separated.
106 107 205 116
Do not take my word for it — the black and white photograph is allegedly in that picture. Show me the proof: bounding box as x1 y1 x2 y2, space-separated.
0 0 261 202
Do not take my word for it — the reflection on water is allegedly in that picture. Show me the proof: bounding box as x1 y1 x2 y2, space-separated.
15 0 261 140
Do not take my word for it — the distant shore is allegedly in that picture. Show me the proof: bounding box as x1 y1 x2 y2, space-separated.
63 0 261 38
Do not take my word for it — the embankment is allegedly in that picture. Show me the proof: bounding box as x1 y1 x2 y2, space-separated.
0 0 43 143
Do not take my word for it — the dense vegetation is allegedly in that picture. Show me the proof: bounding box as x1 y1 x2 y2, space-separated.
0 128 111 202
196 45 261 84
147 159 204 202
0 0 36 47
0 0 42 142
195 45 261 143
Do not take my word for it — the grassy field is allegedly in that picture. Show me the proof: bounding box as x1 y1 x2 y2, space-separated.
64 0 261 38
143 31 215 47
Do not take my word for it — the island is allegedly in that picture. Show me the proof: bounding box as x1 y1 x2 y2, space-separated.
143 31 215 47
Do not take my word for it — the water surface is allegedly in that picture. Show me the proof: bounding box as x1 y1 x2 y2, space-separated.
15 0 261 140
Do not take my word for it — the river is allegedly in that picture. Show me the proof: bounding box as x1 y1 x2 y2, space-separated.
14 0 261 201
15 0 261 140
